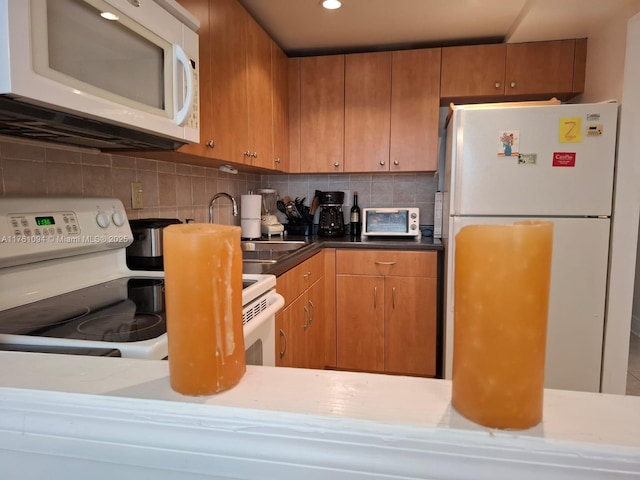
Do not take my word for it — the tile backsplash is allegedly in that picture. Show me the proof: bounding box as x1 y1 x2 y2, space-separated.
0 140 262 225
0 139 437 226
263 172 438 225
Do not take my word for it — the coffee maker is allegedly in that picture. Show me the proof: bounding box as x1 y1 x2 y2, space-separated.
317 191 345 237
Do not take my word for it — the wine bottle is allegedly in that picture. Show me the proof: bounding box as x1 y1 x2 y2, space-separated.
350 192 361 237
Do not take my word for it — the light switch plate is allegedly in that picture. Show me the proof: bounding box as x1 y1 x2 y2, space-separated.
131 182 143 209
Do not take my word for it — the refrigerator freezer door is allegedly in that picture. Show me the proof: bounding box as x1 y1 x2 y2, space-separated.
450 103 618 216
444 216 610 392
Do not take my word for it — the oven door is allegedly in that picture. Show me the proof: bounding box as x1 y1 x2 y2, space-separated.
243 291 284 367
3 0 198 142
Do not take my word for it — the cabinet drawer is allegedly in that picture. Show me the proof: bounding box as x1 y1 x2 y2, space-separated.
277 252 324 305
336 249 436 277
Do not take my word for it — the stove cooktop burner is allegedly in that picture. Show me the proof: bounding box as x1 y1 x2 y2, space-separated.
0 276 262 344
3 305 91 334
0 277 167 343
77 312 164 342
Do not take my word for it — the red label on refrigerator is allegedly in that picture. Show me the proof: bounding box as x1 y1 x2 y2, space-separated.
553 152 576 167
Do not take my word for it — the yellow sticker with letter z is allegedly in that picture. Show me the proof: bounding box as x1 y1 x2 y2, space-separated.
559 117 582 143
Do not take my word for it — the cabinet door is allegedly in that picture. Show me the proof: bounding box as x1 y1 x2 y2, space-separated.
305 279 326 370
336 275 384 371
344 52 392 173
288 57 301 173
277 252 324 306
176 0 212 158
207 0 249 164
300 55 345 172
271 43 289 172
245 17 273 167
440 44 506 98
390 48 441 172
385 276 437 376
505 40 576 96
276 296 307 368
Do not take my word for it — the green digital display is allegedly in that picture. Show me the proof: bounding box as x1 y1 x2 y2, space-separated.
35 216 55 226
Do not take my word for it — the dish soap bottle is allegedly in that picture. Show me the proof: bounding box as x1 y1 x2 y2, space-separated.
350 192 361 237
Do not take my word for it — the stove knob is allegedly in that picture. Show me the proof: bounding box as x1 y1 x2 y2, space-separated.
96 211 111 228
112 211 126 227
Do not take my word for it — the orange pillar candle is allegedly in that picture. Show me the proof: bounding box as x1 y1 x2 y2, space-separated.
452 221 553 429
163 223 246 396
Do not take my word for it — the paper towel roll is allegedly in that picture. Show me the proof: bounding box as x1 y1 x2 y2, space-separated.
241 194 262 239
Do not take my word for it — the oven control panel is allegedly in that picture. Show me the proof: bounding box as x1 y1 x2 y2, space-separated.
8 211 80 238
0 197 133 268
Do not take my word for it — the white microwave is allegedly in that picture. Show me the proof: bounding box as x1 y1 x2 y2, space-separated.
0 0 199 151
362 208 421 238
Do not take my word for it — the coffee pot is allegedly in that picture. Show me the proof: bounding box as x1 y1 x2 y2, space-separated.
317 191 345 237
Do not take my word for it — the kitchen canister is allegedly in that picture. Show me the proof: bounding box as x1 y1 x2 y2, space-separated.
240 194 262 240
452 221 553 429
163 223 246 396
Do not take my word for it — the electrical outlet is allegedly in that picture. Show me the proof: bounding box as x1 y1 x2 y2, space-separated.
131 182 143 209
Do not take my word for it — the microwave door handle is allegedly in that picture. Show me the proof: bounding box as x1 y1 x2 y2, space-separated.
174 45 194 127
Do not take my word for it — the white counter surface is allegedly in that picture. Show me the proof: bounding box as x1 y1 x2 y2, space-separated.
1 352 639 479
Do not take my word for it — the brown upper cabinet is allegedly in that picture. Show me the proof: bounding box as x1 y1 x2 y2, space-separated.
271 44 289 172
298 55 345 173
440 39 587 102
342 49 442 173
176 0 286 170
244 16 274 168
390 48 441 172
344 52 392 172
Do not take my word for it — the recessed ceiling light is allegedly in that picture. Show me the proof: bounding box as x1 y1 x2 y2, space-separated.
100 11 119 21
321 0 342 10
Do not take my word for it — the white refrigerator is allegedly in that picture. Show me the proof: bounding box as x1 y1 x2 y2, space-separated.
442 101 619 393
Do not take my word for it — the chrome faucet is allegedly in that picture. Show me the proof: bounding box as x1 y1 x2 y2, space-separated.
208 192 238 223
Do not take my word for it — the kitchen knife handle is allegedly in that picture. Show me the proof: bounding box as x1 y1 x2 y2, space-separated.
279 329 287 358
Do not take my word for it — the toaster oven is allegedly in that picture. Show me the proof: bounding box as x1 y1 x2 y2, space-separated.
362 207 421 238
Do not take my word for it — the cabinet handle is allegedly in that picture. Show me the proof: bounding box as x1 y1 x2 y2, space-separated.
244 150 251 157
303 271 312 279
374 286 377 309
334 162 340 168
303 305 310 330
206 140 215 149
392 287 396 309
279 329 287 358
308 300 315 325
379 161 386 166
393 160 399 166
375 261 396 266
494 82 501 89
251 152 258 158
274 157 281 164
510 81 516 88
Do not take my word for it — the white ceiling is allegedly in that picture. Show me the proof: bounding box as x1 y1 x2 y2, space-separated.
237 0 635 55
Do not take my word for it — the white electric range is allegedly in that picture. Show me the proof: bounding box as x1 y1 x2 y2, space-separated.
0 197 283 364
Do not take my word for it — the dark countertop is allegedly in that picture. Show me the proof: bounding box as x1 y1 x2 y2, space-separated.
242 234 443 276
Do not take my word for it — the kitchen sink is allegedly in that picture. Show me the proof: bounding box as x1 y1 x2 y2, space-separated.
241 240 310 263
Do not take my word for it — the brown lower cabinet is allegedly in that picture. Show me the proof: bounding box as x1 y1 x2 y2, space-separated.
335 249 438 377
275 252 326 369
276 248 438 376
277 279 325 369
